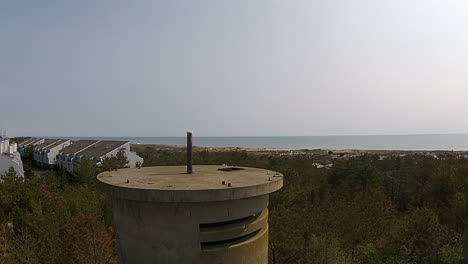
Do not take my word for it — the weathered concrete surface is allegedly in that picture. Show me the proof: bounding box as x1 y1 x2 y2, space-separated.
199 208 268 242
98 165 283 264
200 225 269 264
98 165 283 202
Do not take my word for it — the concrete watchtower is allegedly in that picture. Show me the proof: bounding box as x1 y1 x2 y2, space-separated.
98 165 283 263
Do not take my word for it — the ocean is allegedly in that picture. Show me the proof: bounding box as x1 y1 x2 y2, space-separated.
57 134 468 151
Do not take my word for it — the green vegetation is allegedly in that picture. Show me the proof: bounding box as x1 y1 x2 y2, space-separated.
0 166 114 264
0 145 126 264
137 147 467 264
1 144 467 263
100 150 129 172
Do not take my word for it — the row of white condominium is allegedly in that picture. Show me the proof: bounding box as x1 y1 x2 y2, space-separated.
18 138 143 173
0 137 24 177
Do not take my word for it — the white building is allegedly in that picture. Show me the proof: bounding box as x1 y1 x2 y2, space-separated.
33 139 71 168
33 139 57 162
57 140 100 172
57 140 143 173
0 137 24 178
18 138 44 156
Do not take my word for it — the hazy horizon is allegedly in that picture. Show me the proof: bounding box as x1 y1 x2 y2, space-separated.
20 133 468 151
26 132 468 138
3 1 468 137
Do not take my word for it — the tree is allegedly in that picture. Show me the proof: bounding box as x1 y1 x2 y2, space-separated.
74 160 98 184
383 208 453 263
23 164 34 181
6 226 40 264
22 146 34 163
269 204 350 264
101 150 128 171
61 213 116 264
0 223 8 263
327 155 382 192
1 180 71 264
1 167 18 180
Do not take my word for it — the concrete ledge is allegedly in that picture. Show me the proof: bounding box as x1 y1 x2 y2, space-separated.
199 208 268 243
98 165 283 203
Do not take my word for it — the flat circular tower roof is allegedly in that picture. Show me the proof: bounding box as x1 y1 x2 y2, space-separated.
97 165 283 203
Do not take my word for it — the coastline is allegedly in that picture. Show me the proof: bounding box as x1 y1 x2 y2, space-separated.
43 134 468 151
131 143 468 158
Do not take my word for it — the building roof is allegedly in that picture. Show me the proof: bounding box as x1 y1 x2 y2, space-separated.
34 139 62 150
22 138 43 146
43 139 69 150
59 140 100 155
20 138 38 146
79 141 129 158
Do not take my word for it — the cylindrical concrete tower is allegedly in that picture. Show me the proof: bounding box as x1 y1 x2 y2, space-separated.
98 165 283 264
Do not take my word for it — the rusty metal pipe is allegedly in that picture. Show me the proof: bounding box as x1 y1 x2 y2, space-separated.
187 131 193 174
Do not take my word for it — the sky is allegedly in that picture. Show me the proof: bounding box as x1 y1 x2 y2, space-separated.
2 0 468 137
